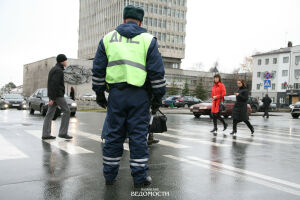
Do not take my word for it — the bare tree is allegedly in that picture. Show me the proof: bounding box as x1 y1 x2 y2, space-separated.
209 61 219 72
240 57 253 73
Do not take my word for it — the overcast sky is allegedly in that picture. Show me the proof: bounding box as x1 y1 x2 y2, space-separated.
1 0 300 88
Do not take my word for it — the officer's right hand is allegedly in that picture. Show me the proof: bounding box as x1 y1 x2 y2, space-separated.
96 92 108 109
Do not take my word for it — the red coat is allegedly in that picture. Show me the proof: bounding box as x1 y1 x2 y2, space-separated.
211 82 226 113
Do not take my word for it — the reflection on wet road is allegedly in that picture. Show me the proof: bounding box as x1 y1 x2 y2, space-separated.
0 110 300 199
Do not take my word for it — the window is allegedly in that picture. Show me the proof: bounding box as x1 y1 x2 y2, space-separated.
265 58 269 65
295 69 300 79
273 58 277 64
272 83 275 90
257 72 261 78
294 83 300 89
281 83 287 89
295 56 300 65
283 56 289 63
258 59 261 65
282 70 288 77
256 84 260 90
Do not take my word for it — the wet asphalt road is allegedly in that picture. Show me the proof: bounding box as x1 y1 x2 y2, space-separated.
0 109 300 200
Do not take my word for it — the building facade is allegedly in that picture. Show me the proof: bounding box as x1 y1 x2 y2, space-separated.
251 42 300 106
23 57 93 98
78 0 187 69
23 57 250 100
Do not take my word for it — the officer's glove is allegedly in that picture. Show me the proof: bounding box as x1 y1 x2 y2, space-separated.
96 92 108 109
151 96 162 115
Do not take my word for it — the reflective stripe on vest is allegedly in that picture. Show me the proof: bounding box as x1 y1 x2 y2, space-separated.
103 30 153 87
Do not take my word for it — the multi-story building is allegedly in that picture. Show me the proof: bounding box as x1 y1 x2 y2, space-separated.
251 42 300 106
78 0 187 69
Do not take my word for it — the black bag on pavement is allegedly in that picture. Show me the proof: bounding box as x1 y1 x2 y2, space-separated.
149 109 167 133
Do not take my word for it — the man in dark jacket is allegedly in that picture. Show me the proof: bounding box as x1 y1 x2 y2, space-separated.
42 54 72 140
262 94 272 118
92 6 166 187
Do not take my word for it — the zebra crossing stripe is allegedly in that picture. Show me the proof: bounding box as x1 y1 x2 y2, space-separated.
0 135 28 161
159 132 230 147
168 128 264 146
25 130 93 155
73 130 189 149
164 155 300 197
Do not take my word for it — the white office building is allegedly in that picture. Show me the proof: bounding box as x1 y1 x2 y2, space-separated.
251 42 300 106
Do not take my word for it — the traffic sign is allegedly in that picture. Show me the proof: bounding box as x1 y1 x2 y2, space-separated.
264 80 271 87
264 72 271 80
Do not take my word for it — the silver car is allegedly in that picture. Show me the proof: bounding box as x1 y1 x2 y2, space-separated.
27 88 77 116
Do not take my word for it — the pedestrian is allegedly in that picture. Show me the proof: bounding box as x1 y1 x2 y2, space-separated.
92 5 166 187
230 79 254 136
262 94 272 118
210 74 228 135
70 87 75 100
42 54 72 140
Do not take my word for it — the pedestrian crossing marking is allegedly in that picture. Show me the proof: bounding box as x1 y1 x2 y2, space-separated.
187 156 300 190
25 130 93 155
159 132 230 147
164 154 300 197
168 128 264 146
0 135 28 161
72 130 189 149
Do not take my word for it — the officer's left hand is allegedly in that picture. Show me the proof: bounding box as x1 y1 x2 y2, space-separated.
151 96 162 114
96 92 108 109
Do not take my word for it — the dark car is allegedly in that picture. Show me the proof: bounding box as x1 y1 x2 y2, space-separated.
291 101 300 119
28 88 77 116
190 95 252 118
0 98 9 110
248 97 259 113
162 96 181 107
174 96 202 108
0 94 27 110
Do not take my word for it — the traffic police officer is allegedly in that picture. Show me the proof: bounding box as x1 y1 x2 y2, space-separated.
92 5 166 187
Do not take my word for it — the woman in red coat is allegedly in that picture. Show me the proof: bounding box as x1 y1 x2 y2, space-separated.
210 74 228 135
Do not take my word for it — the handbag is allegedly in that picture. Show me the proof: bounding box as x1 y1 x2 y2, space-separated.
149 109 167 133
218 87 225 112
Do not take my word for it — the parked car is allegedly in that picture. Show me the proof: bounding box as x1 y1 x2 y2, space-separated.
28 88 77 116
81 93 96 101
162 96 181 107
190 95 252 118
248 97 259 113
0 98 9 110
258 100 277 111
174 96 202 108
0 94 26 110
291 101 300 119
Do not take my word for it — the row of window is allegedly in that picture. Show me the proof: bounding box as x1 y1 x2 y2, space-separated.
258 56 300 65
257 70 288 78
143 17 186 32
125 0 186 19
148 30 185 44
256 83 276 90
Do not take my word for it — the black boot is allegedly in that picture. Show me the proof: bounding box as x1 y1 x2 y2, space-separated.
251 128 254 136
134 176 152 188
147 133 159 145
223 123 228 131
230 130 236 135
105 179 116 185
210 128 217 133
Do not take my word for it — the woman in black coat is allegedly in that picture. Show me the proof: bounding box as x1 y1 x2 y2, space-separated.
230 79 254 136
